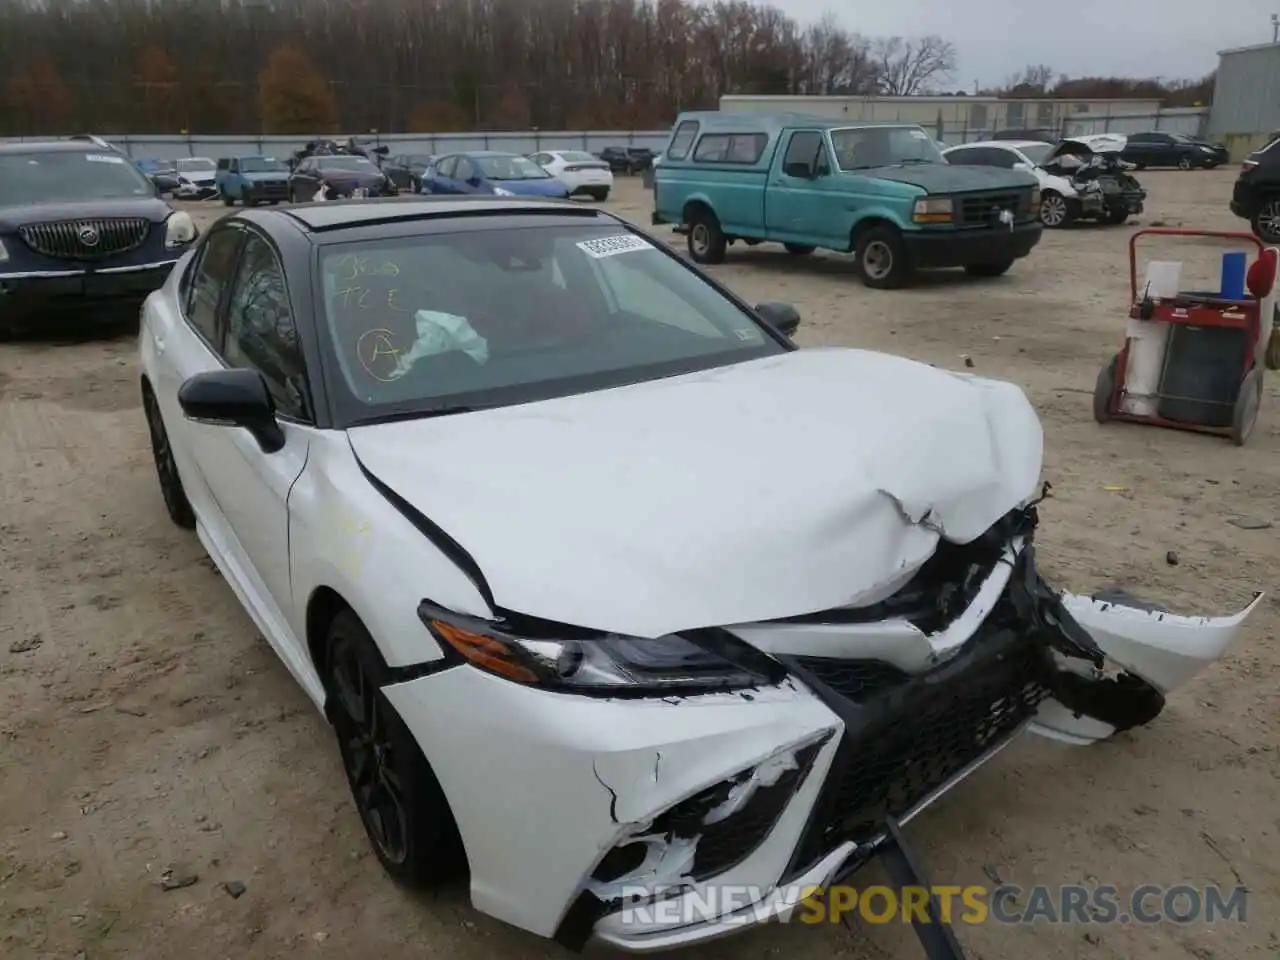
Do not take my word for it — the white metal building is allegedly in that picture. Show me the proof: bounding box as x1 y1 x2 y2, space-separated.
1209 41 1280 155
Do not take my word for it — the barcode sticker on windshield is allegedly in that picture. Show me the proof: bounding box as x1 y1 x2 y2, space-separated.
85 153 124 164
577 235 652 259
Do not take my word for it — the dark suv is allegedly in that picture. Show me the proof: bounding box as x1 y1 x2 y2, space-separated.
0 137 199 332
1122 131 1229 169
1231 135 1280 243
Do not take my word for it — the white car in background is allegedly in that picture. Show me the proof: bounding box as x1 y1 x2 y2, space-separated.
528 149 614 201
943 138 1145 229
174 156 218 199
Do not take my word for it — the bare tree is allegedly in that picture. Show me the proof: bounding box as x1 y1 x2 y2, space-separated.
1003 64 1055 96
872 35 957 96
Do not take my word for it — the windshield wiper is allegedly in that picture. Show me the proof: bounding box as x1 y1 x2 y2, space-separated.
355 403 494 426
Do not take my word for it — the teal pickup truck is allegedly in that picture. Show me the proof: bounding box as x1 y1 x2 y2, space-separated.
214 155 291 207
652 111 1044 288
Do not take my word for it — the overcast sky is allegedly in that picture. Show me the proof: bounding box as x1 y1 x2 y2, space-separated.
771 0 1278 89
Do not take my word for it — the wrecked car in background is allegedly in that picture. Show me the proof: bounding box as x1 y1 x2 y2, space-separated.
1039 133 1147 227
137 197 1261 955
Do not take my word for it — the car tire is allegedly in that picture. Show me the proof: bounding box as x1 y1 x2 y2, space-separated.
590 188 610 202
1177 155 1193 171
784 244 816 256
855 224 912 289
1103 208 1131 226
323 609 468 887
965 260 1014 278
143 386 196 530
1039 191 1075 228
687 210 727 264
1251 198 1280 244
1093 354 1119 424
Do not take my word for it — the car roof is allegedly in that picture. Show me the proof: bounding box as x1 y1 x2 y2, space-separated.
0 139 123 155
673 110 928 134
455 150 526 158
272 196 599 232
948 140 1041 150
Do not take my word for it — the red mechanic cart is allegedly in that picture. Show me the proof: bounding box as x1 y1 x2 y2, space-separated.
1093 228 1278 446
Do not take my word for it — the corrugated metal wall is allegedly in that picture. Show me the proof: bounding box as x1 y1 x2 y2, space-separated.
1210 43 1280 139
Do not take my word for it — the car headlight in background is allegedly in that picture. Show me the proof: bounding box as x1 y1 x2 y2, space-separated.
912 196 953 224
418 601 781 693
1200 145 1214 153
492 186 515 196
164 211 197 247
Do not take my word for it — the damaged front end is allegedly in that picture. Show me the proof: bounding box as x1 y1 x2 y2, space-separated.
570 494 1260 950
1043 138 1146 220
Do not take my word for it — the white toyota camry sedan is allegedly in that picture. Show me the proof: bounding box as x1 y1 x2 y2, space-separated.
138 197 1261 954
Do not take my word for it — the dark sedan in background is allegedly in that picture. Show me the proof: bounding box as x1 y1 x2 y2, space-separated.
0 140 198 334
286 154 398 202
1121 131 1229 169
382 153 436 193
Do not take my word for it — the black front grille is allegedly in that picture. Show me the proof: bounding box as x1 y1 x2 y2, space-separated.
19 218 150 260
790 605 1052 861
957 192 1025 227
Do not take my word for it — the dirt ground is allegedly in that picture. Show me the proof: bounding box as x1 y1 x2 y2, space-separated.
2 170 1278 960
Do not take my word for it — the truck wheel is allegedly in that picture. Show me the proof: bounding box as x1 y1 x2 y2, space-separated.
1039 191 1074 228
221 188 234 207
1094 354 1119 424
855 225 911 289
1251 198 1280 244
965 260 1014 278
687 211 727 264
784 244 815 256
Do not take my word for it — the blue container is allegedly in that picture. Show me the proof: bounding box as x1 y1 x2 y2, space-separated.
1220 251 1247 300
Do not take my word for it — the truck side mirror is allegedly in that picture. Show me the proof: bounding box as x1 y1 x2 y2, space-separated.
783 160 816 179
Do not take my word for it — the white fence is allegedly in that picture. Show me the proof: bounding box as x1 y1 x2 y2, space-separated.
0 130 673 161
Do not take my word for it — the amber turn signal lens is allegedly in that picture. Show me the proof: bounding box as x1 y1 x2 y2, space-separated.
430 620 540 683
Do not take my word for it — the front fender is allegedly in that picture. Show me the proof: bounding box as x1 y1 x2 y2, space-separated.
287 432 493 674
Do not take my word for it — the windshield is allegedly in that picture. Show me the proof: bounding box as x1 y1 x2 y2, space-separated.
830 126 944 170
319 157 377 172
316 223 784 423
475 155 549 180
176 158 216 173
240 157 288 172
0 151 155 204
1019 143 1053 165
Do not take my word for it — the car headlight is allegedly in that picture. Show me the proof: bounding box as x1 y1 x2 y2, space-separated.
912 196 952 223
1200 145 1214 153
165 211 197 247
492 186 515 196
418 601 780 693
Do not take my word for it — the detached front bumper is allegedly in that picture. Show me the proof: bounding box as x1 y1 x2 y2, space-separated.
904 222 1042 268
0 260 179 319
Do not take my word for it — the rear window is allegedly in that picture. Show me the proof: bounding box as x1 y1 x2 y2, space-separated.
693 133 768 164
560 151 597 162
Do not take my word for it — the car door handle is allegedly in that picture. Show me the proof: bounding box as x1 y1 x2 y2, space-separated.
154 335 166 355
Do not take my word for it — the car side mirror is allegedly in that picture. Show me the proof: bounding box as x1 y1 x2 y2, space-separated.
374 145 389 155
755 300 801 338
468 176 482 187
783 160 817 179
178 369 285 454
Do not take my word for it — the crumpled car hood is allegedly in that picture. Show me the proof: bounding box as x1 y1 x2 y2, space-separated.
347 347 1044 638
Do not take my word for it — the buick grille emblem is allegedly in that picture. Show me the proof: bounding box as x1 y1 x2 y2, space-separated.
78 224 100 247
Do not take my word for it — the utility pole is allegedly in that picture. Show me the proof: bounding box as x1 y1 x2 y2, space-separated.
1273 13 1279 42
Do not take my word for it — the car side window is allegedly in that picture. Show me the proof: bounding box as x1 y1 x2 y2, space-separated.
667 120 699 161
945 147 978 165
223 233 308 421
782 130 823 174
456 158 476 181
985 147 1017 169
437 156 457 178
184 227 243 348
